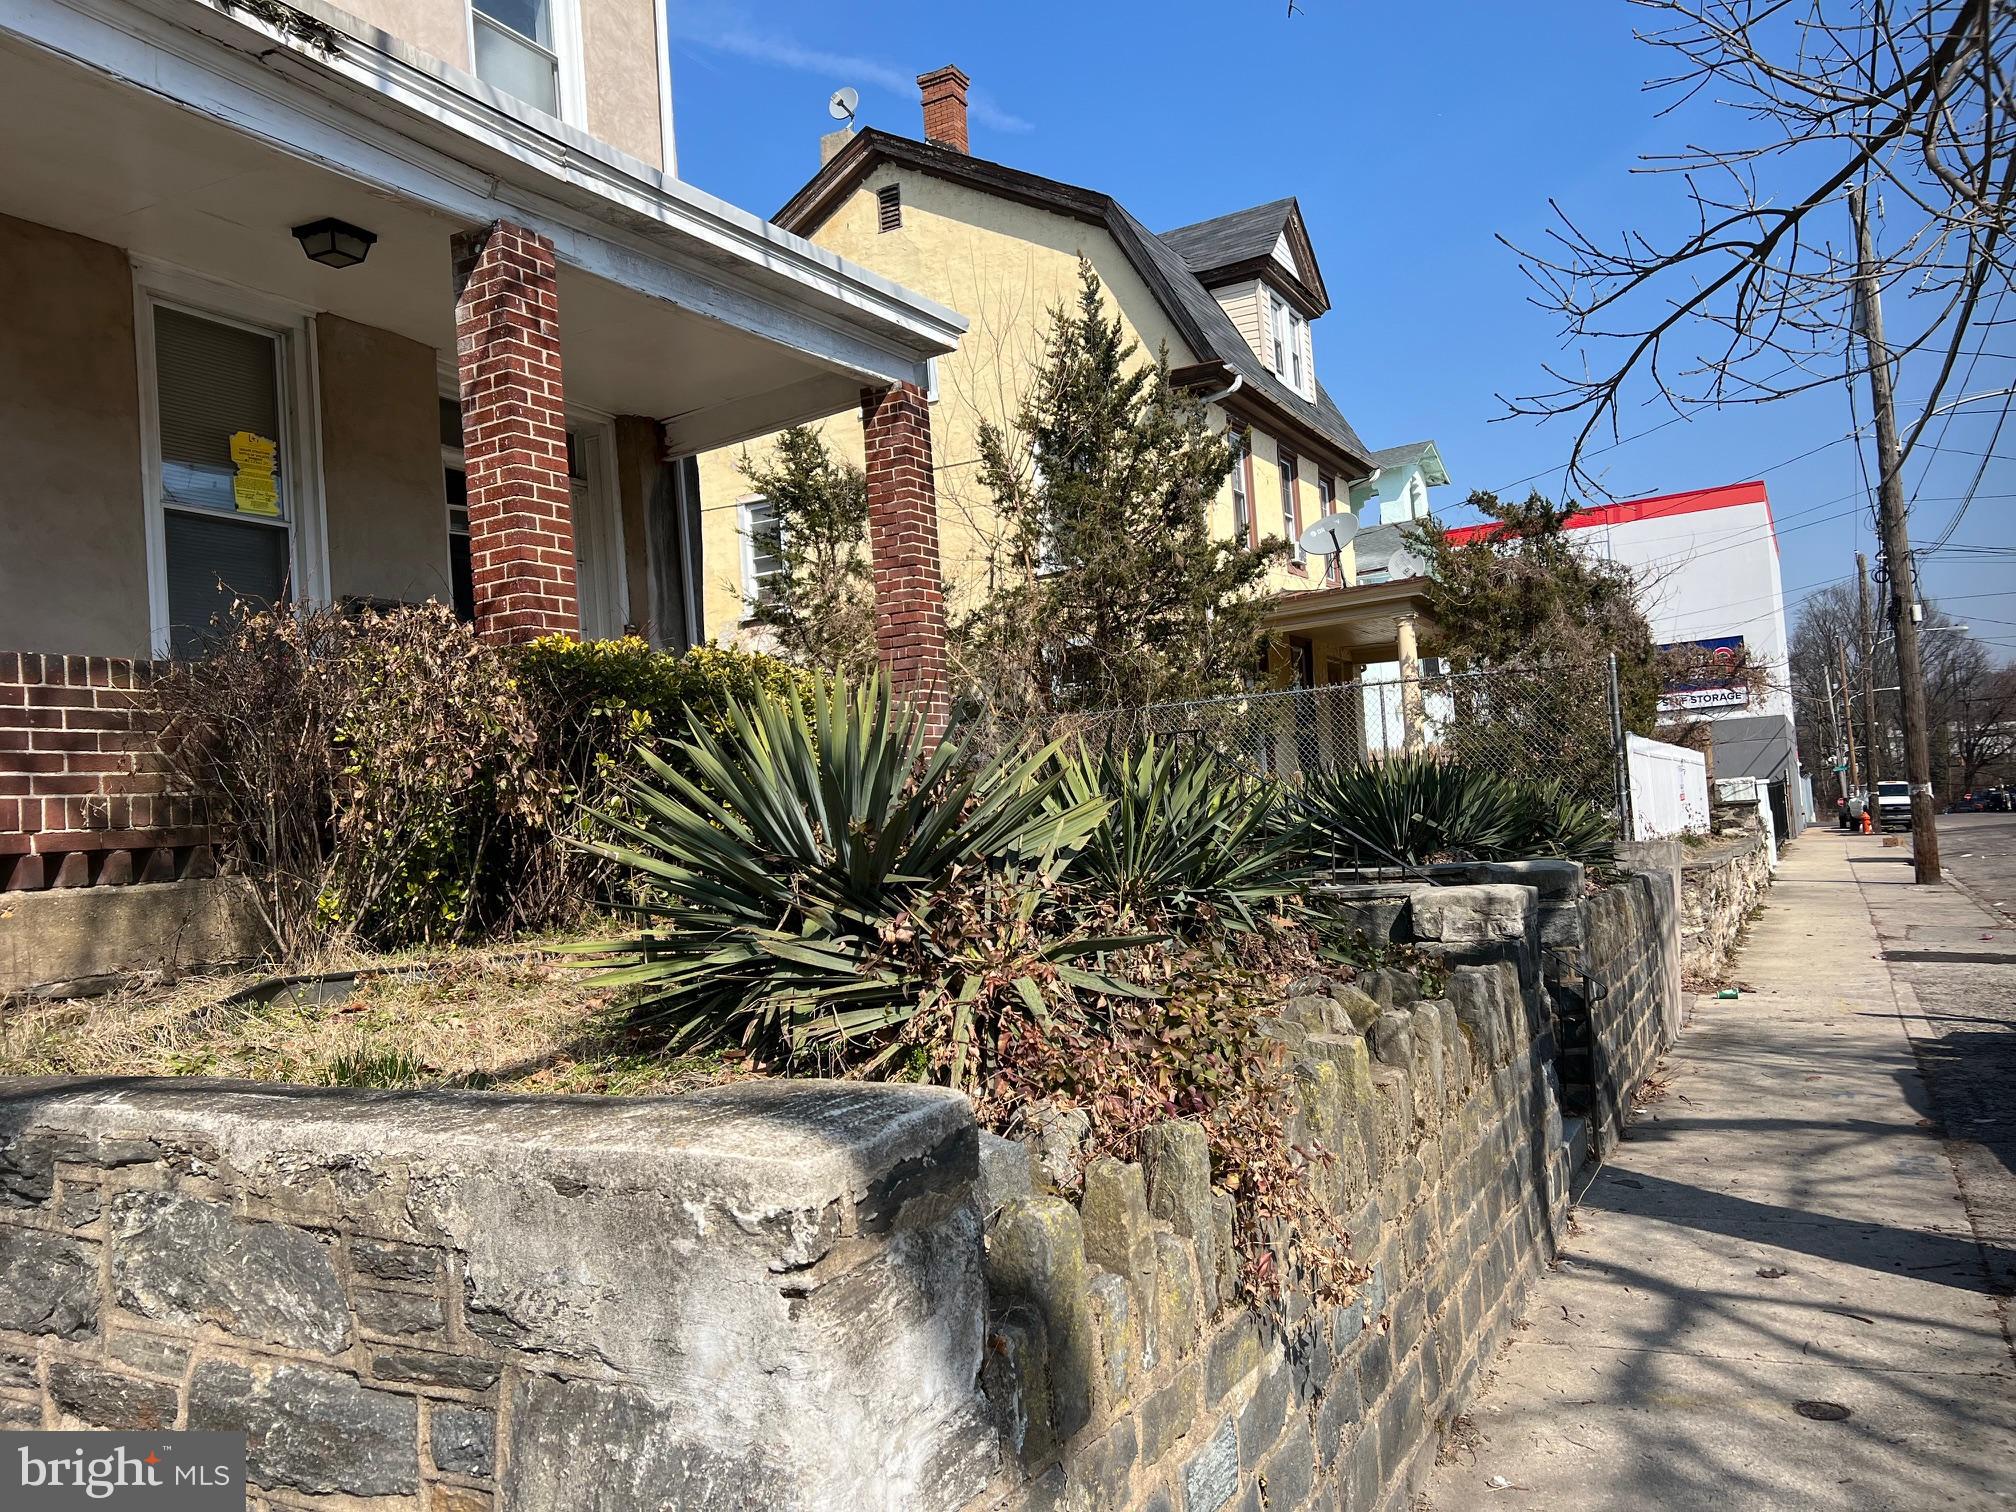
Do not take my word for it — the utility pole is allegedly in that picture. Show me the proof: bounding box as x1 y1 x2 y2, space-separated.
1850 183 1941 884
1835 641 1860 794
1857 552 1881 789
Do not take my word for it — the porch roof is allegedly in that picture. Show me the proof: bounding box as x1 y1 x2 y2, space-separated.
0 0 967 454
1266 576 1441 662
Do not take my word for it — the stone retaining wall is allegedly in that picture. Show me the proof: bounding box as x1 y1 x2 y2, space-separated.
1680 828 1773 982
963 951 1569 1512
0 1079 998 1511
0 872 1689 1511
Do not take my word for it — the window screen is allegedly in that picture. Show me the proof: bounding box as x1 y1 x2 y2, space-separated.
472 0 558 114
153 305 292 657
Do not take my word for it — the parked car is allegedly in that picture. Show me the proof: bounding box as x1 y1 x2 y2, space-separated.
1950 792 1987 813
1876 779 1912 830
1986 788 2013 813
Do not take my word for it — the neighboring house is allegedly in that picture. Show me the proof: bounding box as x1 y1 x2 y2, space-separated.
1446 480 1812 829
1347 442 1455 753
696 68 1445 708
0 0 964 891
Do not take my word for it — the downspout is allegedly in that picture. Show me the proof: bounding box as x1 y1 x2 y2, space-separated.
1196 373 1244 406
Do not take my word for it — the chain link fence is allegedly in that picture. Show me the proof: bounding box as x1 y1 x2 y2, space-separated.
1045 660 1629 808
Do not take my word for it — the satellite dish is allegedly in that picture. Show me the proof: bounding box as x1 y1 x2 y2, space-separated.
828 86 859 124
1386 545 1429 579
1298 510 1358 559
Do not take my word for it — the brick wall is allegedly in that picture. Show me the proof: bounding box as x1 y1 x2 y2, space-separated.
860 381 952 733
451 219 578 645
0 654 209 892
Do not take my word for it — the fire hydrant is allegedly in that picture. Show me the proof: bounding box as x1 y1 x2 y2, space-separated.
1861 810 1873 835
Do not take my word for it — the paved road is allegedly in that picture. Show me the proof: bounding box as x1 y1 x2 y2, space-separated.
1862 812 2016 1299
1421 829 2016 1511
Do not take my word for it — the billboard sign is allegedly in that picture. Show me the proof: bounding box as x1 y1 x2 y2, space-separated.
1658 635 1751 713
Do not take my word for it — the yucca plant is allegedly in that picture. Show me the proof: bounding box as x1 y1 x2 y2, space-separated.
1055 739 1309 934
577 674 1143 1087
1299 754 1520 868
1497 777 1617 864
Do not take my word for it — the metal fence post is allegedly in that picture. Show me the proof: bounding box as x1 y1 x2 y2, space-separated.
1607 651 1633 843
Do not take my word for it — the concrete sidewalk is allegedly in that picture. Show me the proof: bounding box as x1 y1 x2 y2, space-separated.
1421 830 2016 1511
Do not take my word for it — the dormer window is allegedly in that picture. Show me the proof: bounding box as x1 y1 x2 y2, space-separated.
1270 292 1306 396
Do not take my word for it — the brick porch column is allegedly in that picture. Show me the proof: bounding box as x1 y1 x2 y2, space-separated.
860 382 951 734
451 220 577 643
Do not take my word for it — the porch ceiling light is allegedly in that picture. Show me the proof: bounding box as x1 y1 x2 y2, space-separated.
291 217 377 269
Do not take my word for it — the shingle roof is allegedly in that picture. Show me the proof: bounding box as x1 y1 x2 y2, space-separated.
774 133 1369 471
1110 205 1369 465
1366 442 1434 469
1160 199 1299 276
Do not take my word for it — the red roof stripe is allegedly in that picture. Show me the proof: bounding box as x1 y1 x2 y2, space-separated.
1443 480 1774 545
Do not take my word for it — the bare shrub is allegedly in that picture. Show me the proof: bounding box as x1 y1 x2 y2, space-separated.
156 602 561 959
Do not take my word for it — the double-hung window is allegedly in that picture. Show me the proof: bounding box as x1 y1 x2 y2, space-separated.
440 397 475 622
740 497 783 611
1229 426 1253 544
472 0 560 116
146 300 302 658
1279 450 1303 567
1270 294 1305 394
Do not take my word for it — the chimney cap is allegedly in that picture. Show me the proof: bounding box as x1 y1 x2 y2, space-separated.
916 64 970 92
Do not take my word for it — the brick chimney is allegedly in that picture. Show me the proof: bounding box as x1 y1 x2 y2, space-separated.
917 65 970 153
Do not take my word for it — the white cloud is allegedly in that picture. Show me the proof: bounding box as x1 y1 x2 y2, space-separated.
669 12 1033 134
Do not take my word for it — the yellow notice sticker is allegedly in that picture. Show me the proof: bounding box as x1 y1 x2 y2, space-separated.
230 431 280 516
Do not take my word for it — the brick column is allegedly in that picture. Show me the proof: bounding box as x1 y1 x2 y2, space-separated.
451 220 577 643
860 382 951 734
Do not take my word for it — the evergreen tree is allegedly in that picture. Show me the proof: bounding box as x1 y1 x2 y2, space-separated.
1413 491 1661 731
958 261 1281 729
737 427 877 677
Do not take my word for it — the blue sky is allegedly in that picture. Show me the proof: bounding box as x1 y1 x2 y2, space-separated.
667 1 2014 661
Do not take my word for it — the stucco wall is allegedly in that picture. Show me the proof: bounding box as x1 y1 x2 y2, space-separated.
693 171 1330 645
581 0 665 169
333 0 664 170
338 0 471 73
316 314 452 610
0 214 149 658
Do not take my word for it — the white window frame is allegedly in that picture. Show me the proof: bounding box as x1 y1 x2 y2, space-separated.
466 0 587 132
738 494 783 617
1279 450 1304 567
133 260 329 658
1270 292 1308 398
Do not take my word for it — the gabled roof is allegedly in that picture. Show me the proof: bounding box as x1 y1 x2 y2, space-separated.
774 131 1369 473
1159 198 1329 315
1365 440 1451 487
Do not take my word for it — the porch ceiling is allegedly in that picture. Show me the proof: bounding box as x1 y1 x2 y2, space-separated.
0 27 920 451
1267 576 1442 662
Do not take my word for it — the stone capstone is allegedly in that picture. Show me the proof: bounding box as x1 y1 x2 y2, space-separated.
0 1225 97 1338
188 1360 418 1497
110 1192 349 1354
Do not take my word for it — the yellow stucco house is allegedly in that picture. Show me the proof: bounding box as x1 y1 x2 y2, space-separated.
695 67 1451 693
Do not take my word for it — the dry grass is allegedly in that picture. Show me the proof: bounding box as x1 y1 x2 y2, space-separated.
0 943 743 1099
